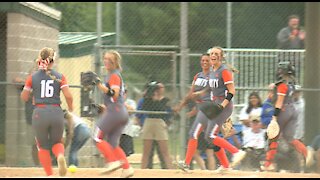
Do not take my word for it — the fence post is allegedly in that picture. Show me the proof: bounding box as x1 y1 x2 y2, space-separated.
179 2 189 160
304 3 320 144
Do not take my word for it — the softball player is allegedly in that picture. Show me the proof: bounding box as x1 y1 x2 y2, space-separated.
175 53 217 171
21 47 74 176
201 46 246 171
261 62 313 171
92 50 134 178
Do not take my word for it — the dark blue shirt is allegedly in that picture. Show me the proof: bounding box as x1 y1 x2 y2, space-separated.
135 98 147 126
261 98 274 126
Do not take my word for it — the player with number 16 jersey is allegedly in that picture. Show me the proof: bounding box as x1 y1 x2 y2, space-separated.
21 47 74 177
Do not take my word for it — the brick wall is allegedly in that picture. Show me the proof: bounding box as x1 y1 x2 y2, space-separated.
5 12 59 166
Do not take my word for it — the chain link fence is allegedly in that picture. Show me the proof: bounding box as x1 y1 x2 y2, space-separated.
118 2 304 50
0 2 311 173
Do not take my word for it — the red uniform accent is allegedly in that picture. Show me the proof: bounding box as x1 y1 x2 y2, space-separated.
108 74 121 102
96 141 117 162
277 83 288 94
52 143 65 158
38 148 53 176
185 139 198 165
221 69 233 83
24 75 32 89
291 139 307 158
113 147 130 169
60 75 68 87
265 141 278 167
212 136 238 154
185 125 204 165
215 148 229 168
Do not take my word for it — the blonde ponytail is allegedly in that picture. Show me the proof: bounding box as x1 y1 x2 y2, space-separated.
38 47 62 83
211 46 239 74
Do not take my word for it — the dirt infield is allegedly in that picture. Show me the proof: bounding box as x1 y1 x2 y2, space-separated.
0 167 320 178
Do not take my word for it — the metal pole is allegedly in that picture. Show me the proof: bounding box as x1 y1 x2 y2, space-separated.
116 2 121 46
95 2 102 104
172 53 178 102
101 45 179 49
92 2 103 163
304 2 320 144
96 2 102 77
179 2 189 161
226 2 232 48
172 52 178 160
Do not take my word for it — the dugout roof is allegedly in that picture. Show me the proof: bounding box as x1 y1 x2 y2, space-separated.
59 32 116 58
0 2 61 29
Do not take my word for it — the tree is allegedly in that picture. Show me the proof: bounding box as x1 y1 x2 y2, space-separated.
44 2 115 32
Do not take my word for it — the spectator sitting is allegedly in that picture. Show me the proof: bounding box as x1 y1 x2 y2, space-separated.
240 115 267 171
120 88 141 157
239 92 263 131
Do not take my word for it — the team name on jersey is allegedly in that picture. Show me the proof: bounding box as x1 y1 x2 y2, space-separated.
209 78 219 88
194 78 208 87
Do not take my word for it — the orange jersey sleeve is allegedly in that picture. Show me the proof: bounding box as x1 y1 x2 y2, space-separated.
60 75 69 89
277 83 288 96
23 75 32 91
222 69 233 84
109 74 121 89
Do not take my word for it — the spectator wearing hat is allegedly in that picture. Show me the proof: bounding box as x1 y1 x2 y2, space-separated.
240 114 267 171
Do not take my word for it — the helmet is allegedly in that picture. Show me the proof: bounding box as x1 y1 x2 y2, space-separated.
276 61 295 80
144 81 160 98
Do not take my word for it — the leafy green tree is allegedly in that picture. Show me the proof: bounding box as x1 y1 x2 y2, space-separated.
121 2 180 45
44 2 305 85
45 2 305 50
232 2 304 48
44 2 115 32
